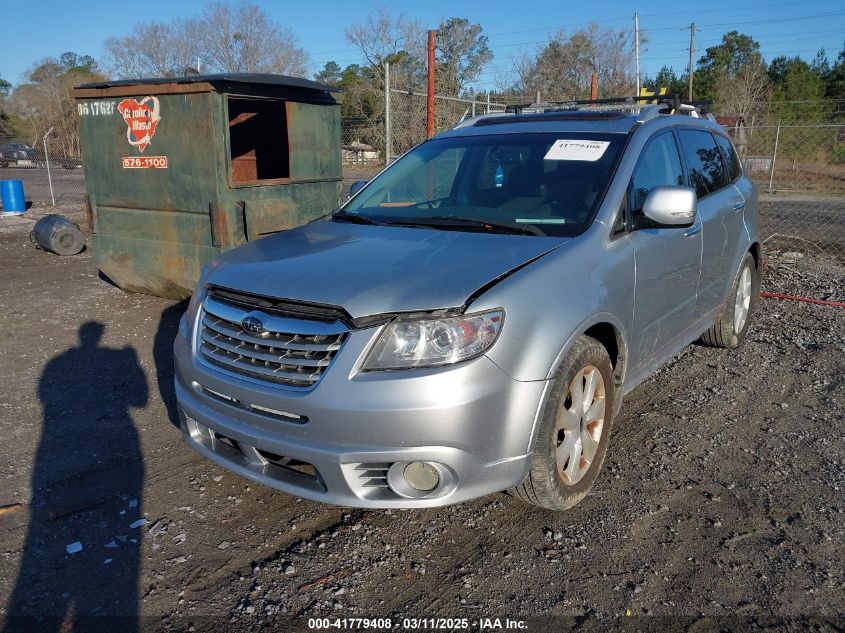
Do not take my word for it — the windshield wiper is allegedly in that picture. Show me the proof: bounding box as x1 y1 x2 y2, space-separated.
386 216 538 236
330 211 380 225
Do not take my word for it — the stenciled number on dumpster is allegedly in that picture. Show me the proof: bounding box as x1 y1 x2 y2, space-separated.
77 101 115 116
121 156 168 169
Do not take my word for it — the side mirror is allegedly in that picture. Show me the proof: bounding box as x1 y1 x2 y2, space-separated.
348 180 368 198
641 185 697 227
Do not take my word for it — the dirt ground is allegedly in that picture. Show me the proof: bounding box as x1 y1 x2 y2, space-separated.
0 204 843 632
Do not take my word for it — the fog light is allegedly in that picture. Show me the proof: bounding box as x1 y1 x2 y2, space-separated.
404 461 440 491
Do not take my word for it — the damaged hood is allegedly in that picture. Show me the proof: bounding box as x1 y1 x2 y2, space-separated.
206 220 566 318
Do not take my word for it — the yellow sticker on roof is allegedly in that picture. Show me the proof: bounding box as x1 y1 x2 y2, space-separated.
544 139 610 162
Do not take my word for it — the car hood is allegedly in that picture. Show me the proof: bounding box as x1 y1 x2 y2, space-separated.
205 220 566 319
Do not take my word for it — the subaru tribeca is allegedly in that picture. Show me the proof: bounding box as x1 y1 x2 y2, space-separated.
174 102 760 510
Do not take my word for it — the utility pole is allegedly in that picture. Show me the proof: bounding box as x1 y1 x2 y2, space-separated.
634 13 640 97
688 23 696 102
385 62 391 163
426 29 436 138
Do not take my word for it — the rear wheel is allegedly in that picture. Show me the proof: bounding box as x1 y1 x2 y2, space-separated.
511 336 616 511
698 252 759 349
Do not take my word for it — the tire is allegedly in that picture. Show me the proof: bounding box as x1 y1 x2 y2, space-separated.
511 335 616 511
698 252 759 349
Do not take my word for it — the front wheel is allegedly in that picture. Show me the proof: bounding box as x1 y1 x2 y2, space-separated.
510 336 616 511
698 252 759 349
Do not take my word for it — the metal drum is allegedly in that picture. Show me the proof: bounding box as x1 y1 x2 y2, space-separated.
31 214 85 256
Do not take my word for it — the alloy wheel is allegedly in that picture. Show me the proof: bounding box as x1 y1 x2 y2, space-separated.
734 266 752 333
556 365 606 485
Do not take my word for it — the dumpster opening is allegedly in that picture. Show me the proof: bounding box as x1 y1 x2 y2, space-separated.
228 97 290 183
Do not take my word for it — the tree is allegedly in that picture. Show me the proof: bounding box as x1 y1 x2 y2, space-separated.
7 53 105 155
104 19 202 78
0 75 13 138
643 66 687 97
515 24 638 102
434 17 493 95
103 2 308 78
823 40 845 99
345 7 422 72
198 2 308 74
314 61 343 88
343 8 425 154
692 31 770 118
694 31 763 101
711 58 770 120
768 55 826 122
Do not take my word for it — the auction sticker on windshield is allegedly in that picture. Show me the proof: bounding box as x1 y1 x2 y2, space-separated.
544 139 609 162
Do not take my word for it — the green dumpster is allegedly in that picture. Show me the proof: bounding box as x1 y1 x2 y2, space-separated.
73 74 341 299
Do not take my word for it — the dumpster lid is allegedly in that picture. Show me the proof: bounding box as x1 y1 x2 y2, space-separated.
77 73 338 93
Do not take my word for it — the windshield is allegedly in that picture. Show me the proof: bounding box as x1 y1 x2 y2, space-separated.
340 132 625 237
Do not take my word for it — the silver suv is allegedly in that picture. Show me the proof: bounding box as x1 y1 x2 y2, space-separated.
174 101 760 510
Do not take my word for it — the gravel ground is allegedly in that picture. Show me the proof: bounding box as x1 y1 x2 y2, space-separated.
0 213 843 632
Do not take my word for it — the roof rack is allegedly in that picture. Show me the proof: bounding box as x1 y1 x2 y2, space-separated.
506 93 721 120
454 94 713 130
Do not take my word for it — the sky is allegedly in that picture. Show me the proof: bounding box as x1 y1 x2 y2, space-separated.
1 0 844 88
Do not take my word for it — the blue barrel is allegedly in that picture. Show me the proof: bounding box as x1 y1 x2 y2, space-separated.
0 180 26 214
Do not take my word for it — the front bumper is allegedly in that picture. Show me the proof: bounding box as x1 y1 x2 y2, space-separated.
174 322 548 508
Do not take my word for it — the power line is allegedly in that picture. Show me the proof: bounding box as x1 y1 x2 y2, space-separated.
482 0 833 39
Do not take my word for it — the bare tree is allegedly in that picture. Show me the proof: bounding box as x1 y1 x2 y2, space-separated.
104 19 202 78
342 6 425 154
103 2 308 79
513 24 640 102
713 59 771 120
345 7 422 71
198 2 308 74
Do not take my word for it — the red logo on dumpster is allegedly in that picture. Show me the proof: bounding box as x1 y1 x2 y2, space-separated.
117 96 161 153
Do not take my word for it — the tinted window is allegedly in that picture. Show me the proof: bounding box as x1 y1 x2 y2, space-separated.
629 132 685 212
343 133 626 237
715 134 741 181
678 129 729 198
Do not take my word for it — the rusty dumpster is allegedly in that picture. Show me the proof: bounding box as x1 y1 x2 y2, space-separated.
73 73 341 299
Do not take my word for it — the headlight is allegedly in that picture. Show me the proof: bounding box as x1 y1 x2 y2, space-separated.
362 310 504 370
180 268 211 340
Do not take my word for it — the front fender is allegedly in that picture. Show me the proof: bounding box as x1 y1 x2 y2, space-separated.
471 224 635 384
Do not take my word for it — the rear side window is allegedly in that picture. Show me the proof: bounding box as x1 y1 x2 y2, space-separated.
715 134 742 181
629 132 685 212
678 129 729 198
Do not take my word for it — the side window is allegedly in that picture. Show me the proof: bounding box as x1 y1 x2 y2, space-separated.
715 134 742 181
628 132 685 212
678 129 729 198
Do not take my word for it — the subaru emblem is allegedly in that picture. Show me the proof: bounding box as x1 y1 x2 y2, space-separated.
241 315 264 335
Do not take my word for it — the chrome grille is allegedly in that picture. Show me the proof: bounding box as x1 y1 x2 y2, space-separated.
198 292 348 389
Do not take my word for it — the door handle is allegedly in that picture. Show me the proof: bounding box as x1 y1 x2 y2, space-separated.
733 200 745 211
683 224 702 237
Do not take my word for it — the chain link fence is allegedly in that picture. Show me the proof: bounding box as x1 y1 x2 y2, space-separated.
386 91 507 160
731 122 845 260
0 135 87 210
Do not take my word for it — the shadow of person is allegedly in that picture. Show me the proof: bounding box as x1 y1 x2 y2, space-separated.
153 301 188 429
4 322 147 633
